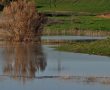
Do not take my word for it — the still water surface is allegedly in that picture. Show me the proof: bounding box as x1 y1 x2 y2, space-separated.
42 36 107 40
0 42 110 90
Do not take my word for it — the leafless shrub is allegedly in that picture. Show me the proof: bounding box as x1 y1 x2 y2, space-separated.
1 0 45 42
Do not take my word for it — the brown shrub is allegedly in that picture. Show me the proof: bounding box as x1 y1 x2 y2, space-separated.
2 0 45 42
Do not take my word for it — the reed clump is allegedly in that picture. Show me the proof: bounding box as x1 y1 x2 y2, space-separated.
1 0 45 42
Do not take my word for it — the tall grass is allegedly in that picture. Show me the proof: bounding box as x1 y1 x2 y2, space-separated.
1 0 45 42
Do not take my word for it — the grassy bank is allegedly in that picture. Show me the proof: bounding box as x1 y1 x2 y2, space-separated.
36 0 110 35
43 29 110 36
45 16 110 31
55 39 110 56
36 0 110 14
43 15 110 35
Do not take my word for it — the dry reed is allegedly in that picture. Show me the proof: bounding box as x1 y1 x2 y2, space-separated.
1 0 45 42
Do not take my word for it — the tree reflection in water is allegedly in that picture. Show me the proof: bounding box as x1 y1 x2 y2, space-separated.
2 43 47 82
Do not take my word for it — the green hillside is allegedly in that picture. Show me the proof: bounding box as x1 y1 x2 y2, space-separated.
36 0 110 13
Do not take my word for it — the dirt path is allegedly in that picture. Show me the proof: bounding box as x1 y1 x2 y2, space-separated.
97 14 110 19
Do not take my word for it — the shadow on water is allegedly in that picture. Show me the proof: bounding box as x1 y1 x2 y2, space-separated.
1 42 47 82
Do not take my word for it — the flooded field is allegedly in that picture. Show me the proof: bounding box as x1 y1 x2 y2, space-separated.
0 36 110 90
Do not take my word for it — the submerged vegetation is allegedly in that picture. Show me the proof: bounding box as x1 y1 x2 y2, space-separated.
0 0 45 42
55 38 110 56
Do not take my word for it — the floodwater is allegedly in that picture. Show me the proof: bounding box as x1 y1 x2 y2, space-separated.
0 36 110 90
42 36 107 41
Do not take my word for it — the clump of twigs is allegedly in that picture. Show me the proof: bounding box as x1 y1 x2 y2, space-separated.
1 0 45 42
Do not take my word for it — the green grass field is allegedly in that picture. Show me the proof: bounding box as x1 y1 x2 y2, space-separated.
36 0 110 32
36 0 110 14
45 16 110 31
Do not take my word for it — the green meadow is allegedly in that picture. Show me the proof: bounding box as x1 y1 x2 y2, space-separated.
45 16 110 31
36 0 110 33
36 0 110 13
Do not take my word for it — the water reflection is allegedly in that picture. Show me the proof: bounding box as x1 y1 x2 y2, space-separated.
2 43 47 81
